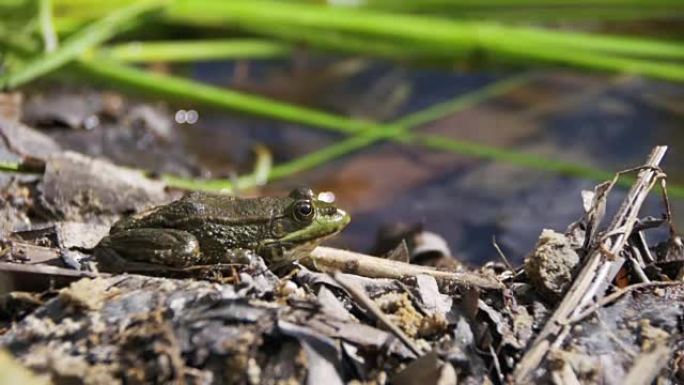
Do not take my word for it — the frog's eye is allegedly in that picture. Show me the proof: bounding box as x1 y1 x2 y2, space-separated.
293 200 314 222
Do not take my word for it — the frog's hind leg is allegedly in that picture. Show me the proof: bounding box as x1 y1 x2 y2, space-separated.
95 228 201 269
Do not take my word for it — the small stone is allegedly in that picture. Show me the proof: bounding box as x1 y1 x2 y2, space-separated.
524 229 580 302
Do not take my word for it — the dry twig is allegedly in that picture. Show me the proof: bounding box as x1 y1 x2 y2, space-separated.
0 261 100 279
308 246 502 290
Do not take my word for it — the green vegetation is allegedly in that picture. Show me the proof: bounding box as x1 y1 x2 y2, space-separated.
98 39 291 63
0 0 682 193
1 0 165 88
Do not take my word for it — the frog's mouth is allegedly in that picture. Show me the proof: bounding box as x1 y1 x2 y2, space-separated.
259 208 350 263
282 208 350 245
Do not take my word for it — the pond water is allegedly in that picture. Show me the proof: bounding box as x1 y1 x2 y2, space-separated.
173 57 684 264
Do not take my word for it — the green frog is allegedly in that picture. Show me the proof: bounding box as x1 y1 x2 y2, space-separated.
95 187 350 270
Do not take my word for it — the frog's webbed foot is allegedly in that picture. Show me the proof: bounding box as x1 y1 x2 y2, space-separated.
95 228 201 270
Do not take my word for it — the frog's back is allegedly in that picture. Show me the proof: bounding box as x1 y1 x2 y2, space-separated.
110 192 290 233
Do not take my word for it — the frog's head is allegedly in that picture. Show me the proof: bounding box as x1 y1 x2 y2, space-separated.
258 187 350 265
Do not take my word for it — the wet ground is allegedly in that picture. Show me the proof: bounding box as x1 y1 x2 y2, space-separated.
19 57 684 265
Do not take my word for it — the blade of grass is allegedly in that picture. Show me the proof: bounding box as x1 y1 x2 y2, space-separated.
163 143 273 192
98 39 291 63
52 0 684 22
193 18 684 82
406 8 683 23
77 58 375 135
165 1 684 61
490 40 684 83
364 0 684 6
392 75 530 128
163 1 684 82
267 74 533 181
363 0 684 18
48 1 684 80
226 21 468 62
0 0 166 89
159 75 532 192
39 0 58 52
408 132 684 198
408 133 615 180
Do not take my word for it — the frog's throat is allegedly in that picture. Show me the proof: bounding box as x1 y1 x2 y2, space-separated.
278 208 350 245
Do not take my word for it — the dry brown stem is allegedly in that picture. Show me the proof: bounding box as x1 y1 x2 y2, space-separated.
307 246 502 290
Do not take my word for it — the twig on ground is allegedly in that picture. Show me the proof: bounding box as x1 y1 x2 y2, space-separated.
627 251 650 283
307 246 503 290
0 261 104 293
492 236 515 272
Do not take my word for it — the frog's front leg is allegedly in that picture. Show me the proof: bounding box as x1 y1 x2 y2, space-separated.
96 228 201 269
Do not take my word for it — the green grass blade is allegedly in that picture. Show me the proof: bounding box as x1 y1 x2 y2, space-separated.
364 0 684 6
393 74 532 128
51 0 684 24
198 20 684 81
47 0 684 81
98 39 291 62
263 75 534 184
363 0 684 22
491 43 684 83
243 24 450 61
39 0 58 52
165 1 684 61
409 132 684 197
1 0 166 89
163 144 272 192
77 58 375 135
408 133 615 181
267 135 380 182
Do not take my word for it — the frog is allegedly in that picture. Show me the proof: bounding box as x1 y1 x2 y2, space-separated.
95 187 350 271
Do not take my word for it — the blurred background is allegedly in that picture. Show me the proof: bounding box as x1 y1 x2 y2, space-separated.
1 0 683 264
